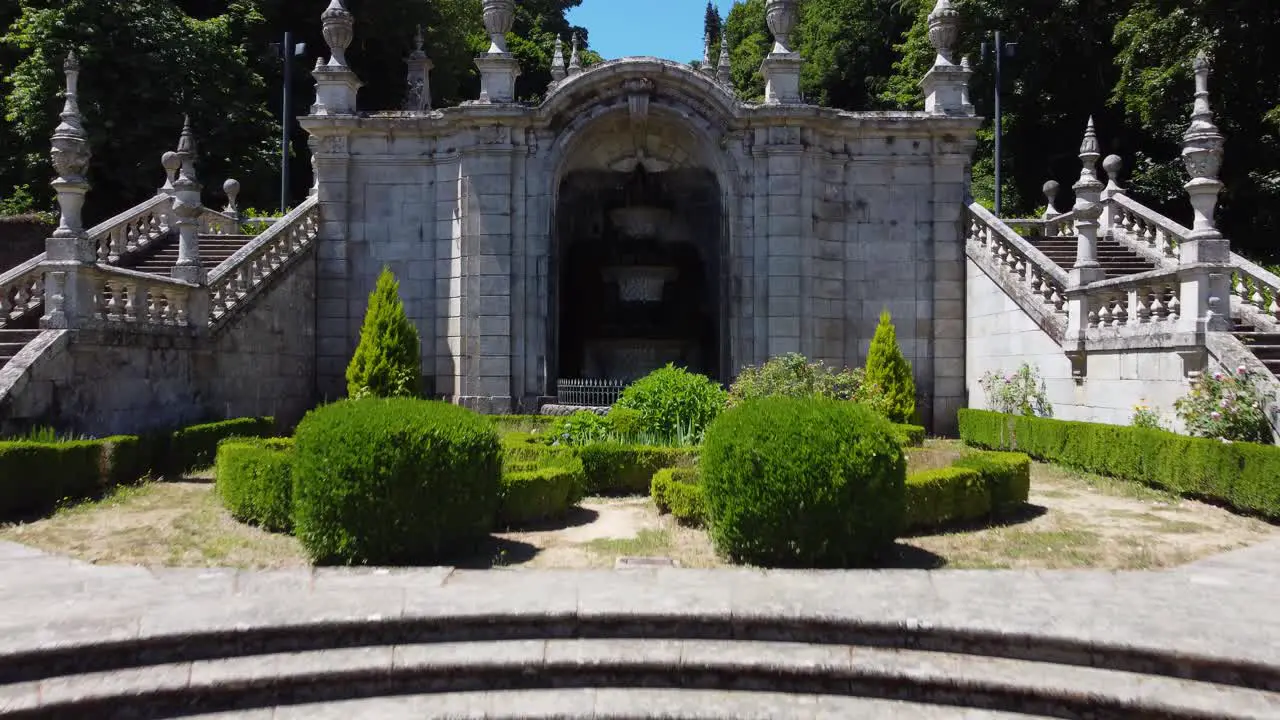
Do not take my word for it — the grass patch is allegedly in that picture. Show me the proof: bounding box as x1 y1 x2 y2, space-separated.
1034 463 1178 503
584 529 673 558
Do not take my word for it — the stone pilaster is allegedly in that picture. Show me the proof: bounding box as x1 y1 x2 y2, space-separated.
43 52 94 330
762 127 804 356
404 26 433 112
761 0 802 104
929 132 973 435
305 128 354 399
1179 51 1231 333
1070 117 1106 287
312 0 362 116
475 0 520 104
920 0 973 116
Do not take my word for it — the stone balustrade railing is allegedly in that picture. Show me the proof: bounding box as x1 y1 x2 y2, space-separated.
1003 212 1077 239
1107 194 1187 261
1077 267 1182 330
87 265 202 328
1229 252 1280 324
967 202 1070 316
207 195 319 329
90 194 173 264
198 207 241 236
0 255 44 328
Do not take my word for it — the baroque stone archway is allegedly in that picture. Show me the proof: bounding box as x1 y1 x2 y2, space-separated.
546 78 732 388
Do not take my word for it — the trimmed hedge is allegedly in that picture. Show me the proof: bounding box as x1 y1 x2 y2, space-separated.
499 457 586 527
954 451 1031 513
701 397 906 567
0 440 103 518
903 466 987 531
168 417 274 475
575 443 699 495
215 438 295 533
959 408 1280 519
890 423 926 448
650 467 705 526
292 398 501 565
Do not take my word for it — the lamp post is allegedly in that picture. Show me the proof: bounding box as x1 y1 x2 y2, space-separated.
272 33 307 214
982 32 1016 216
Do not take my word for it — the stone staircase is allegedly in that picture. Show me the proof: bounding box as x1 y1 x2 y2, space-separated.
121 233 255 275
1026 232 1157 278
1231 318 1280 380
0 329 39 368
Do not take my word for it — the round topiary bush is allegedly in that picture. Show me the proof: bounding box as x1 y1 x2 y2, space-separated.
291 398 502 565
701 397 906 567
614 364 727 441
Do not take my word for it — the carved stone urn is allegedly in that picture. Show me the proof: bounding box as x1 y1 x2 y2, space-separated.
927 0 960 66
482 0 515 54
764 0 798 54
321 0 355 68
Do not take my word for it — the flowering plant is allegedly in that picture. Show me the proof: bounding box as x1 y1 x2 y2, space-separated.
1131 402 1164 430
1174 365 1275 444
979 363 1053 418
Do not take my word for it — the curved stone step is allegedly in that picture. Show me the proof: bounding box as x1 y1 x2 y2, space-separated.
4 639 1276 719
189 688 1047 719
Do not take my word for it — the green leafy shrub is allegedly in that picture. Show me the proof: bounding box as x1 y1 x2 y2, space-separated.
863 310 916 423
168 417 274 476
727 353 864 406
575 443 699 495
215 438 295 533
1174 365 1274 444
979 363 1053 418
346 267 421 399
498 457 586 527
701 397 906 567
1131 402 1165 430
959 408 1280 519
953 450 1032 513
614 364 727 440
544 410 610 446
650 467 704 526
292 398 502 564
0 440 103 518
903 466 988 531
606 406 644 436
890 423 926 448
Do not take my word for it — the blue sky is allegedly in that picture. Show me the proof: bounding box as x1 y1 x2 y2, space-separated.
567 0 736 62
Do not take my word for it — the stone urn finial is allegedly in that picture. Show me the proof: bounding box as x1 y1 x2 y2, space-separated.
928 0 960 67
321 0 355 68
764 0 798 54
1073 116 1104 222
50 50 91 242
1182 50 1225 239
482 0 515 54
568 32 583 76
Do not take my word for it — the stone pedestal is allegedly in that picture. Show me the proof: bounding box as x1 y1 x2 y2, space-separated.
762 53 802 104
312 65 362 116
921 64 973 115
476 54 520 104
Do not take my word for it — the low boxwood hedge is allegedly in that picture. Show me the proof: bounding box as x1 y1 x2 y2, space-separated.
954 450 1031 514
959 408 1280 519
168 417 275 476
575 443 699 495
0 440 103 518
499 456 585 527
890 423 926 448
215 437 295 533
650 467 704 526
903 466 988 531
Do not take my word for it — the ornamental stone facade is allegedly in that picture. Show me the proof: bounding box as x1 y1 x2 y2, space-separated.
298 0 980 431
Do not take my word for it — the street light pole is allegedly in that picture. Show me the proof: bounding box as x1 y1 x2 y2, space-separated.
984 32 1016 217
277 33 306 215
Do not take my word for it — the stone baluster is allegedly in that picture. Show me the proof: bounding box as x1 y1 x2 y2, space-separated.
716 38 733 88
404 26 433 112
1042 180 1061 220
568 33 583 77
1100 154 1124 233
44 51 95 330
171 116 205 285
550 36 567 87
312 0 363 116
761 0 802 104
1178 50 1231 333
921 0 973 116
476 0 520 103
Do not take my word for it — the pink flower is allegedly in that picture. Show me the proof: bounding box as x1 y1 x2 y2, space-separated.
1220 399 1231 409
1237 365 1248 375
1214 372 1225 381
1211 411 1223 420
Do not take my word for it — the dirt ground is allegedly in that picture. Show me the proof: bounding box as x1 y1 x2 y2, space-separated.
1 446 1274 571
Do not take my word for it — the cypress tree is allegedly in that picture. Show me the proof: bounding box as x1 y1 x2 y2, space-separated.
863 309 916 423
704 1 722 45
346 267 421 399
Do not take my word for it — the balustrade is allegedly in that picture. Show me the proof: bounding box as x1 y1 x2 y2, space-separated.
1108 194 1187 261
198 207 240 236
207 196 319 326
966 203 1069 316
1230 254 1280 323
1082 270 1182 331
88 195 172 263
86 266 198 328
0 258 44 327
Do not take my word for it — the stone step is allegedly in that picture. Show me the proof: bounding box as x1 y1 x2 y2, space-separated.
190 689 1047 719
4 639 1276 719
0 329 40 367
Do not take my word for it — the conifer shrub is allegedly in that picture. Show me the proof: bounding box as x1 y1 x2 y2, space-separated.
863 310 916 424
292 398 501 564
346 267 421 399
701 397 906 567
215 438 295 533
614 364 727 440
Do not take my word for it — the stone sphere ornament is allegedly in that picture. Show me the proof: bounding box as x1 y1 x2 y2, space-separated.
1103 154 1123 179
482 0 515 54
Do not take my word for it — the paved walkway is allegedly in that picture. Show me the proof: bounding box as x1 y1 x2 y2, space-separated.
1 537 1279 666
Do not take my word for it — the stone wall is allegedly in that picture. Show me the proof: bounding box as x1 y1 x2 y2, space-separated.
966 258 1191 430
0 216 52 274
202 249 318 430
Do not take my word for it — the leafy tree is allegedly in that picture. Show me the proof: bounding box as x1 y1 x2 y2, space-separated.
722 0 770 102
863 310 916 424
346 267 422 399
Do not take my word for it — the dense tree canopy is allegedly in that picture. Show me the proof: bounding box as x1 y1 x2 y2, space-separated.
1 0 1276 260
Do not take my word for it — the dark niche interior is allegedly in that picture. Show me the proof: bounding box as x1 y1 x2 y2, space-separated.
554 164 721 383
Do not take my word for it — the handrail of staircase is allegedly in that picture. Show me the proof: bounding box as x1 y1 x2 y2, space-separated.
1228 251 1280 324
0 254 44 327
77 264 203 330
1001 211 1077 239
1074 266 1185 331
206 195 320 329
86 194 173 264
967 202 1071 287
1107 194 1189 262
197 206 242 236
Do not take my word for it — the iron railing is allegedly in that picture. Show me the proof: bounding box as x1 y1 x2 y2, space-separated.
556 378 628 407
